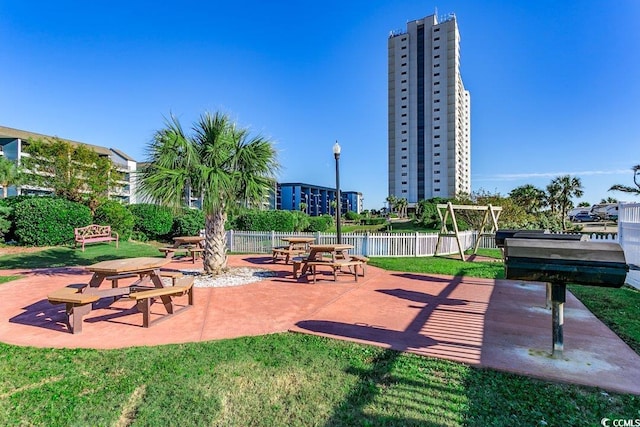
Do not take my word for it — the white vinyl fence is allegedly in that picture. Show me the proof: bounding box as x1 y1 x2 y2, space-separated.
226 230 480 257
224 228 628 258
618 202 640 288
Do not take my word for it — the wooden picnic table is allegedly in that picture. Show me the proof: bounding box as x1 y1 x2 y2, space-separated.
173 236 205 247
272 236 316 264
159 236 205 263
79 256 193 329
295 244 363 283
281 237 316 245
85 257 172 298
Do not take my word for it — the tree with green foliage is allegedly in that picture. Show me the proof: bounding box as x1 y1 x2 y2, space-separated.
509 184 546 214
600 197 617 204
299 202 307 213
546 175 583 230
395 197 408 218
94 200 135 241
0 157 19 198
138 112 279 275
385 195 397 216
609 164 640 197
20 137 123 212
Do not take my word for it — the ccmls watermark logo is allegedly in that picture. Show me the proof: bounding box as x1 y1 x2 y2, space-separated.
601 418 640 427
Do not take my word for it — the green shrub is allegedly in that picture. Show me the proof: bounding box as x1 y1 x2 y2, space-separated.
94 200 135 241
172 208 205 237
13 197 92 246
128 204 174 241
291 210 310 232
306 215 333 232
234 210 297 232
0 205 11 240
360 218 386 226
0 195 39 241
344 211 360 221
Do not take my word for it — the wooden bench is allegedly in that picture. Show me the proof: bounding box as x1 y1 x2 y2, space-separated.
74 224 119 252
188 247 204 264
47 284 100 334
299 259 364 283
159 247 190 259
348 255 369 276
128 276 195 327
272 248 307 264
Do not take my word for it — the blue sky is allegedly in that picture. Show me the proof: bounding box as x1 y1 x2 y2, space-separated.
1 0 639 209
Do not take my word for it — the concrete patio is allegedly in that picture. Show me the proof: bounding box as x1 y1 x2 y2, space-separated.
0 254 638 396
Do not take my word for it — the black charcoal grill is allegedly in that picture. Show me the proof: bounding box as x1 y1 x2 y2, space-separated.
503 238 628 358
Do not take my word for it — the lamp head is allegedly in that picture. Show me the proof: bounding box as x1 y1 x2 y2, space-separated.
333 141 341 157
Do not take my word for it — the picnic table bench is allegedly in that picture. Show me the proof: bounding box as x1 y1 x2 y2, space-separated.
128 276 195 327
292 244 365 283
74 224 119 252
294 258 364 283
272 237 316 264
47 284 99 334
160 236 205 263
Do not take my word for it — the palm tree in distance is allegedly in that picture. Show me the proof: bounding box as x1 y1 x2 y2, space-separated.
385 195 398 216
0 157 18 198
139 112 279 275
609 164 640 197
395 197 408 218
509 184 546 214
547 175 584 230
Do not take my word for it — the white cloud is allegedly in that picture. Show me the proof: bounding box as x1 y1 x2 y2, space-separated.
475 169 630 182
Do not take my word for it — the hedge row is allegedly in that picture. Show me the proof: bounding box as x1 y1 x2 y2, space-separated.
0 198 208 247
0 197 334 247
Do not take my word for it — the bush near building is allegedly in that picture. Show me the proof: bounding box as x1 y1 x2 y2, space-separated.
94 200 135 241
307 215 333 232
128 203 174 241
171 208 205 237
13 197 91 246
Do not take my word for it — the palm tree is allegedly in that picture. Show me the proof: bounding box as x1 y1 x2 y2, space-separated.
609 164 640 196
0 157 18 198
547 175 583 230
395 197 408 218
385 195 397 216
138 112 279 275
509 184 546 214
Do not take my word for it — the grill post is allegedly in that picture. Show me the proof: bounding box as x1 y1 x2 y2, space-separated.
551 282 566 358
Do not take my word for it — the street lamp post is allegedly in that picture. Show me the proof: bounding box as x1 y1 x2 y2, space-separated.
333 141 342 244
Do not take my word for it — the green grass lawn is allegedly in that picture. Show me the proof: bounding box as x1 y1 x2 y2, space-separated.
0 244 639 425
0 334 637 426
0 241 162 270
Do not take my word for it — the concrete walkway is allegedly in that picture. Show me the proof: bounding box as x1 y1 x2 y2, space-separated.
1 254 639 395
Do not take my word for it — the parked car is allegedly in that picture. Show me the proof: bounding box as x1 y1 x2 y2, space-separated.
573 213 597 222
568 209 590 221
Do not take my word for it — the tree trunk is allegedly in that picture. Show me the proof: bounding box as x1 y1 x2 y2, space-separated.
203 208 228 275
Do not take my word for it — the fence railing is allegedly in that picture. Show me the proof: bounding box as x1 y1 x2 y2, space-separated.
223 228 632 257
226 230 480 257
619 203 640 287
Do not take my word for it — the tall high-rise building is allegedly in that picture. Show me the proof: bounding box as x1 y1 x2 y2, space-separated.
388 13 470 205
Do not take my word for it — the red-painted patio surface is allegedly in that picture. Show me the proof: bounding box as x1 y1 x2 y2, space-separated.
1 254 639 395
